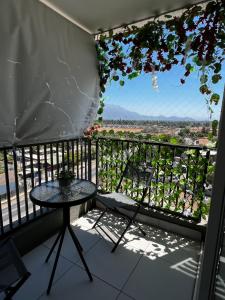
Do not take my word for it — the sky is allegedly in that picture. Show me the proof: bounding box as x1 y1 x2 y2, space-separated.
104 64 225 121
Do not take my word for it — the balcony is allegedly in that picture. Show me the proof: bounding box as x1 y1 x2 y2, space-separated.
0 137 212 299
12 209 200 300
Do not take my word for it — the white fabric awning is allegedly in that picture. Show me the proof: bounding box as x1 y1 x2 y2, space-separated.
0 0 99 147
40 0 208 34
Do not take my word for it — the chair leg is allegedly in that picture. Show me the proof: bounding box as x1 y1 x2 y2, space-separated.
5 273 30 300
92 209 107 229
111 207 141 253
133 221 146 236
111 218 133 253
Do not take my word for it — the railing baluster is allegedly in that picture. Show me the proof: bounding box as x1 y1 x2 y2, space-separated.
56 142 60 177
37 145 43 214
110 141 113 192
161 146 167 208
148 144 152 206
88 139 92 181
13 149 22 223
21 148 29 221
44 144 48 182
182 153 190 214
191 149 200 214
155 145 161 205
198 150 210 221
3 149 13 228
29 146 36 216
62 142 65 172
96 139 99 186
72 140 75 175
80 140 83 179
50 143 54 181
76 140 79 178
0 196 4 234
66 141 70 171
84 139 87 180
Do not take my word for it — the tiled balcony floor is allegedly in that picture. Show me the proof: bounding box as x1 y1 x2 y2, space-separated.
13 209 201 300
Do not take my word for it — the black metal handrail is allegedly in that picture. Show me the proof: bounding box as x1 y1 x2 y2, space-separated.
96 137 213 222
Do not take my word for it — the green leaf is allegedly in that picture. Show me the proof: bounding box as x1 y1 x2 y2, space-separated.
214 63 221 73
113 75 119 81
185 63 192 71
212 74 222 84
199 84 208 94
101 86 105 93
210 93 220 104
167 34 175 42
119 80 125 86
193 56 202 66
200 74 208 84
97 107 104 114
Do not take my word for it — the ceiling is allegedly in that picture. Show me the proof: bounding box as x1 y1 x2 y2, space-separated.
40 0 208 35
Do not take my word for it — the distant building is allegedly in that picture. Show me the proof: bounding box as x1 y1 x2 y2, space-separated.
189 127 204 133
195 138 209 146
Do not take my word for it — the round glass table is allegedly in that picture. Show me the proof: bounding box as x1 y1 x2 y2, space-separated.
30 179 97 294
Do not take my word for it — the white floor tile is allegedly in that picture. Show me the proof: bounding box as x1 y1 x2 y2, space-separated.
77 239 142 289
117 292 135 300
43 227 100 263
72 209 102 230
39 264 119 300
123 256 196 300
14 245 73 300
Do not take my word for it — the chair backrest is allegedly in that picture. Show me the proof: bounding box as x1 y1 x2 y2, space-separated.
115 160 154 202
0 238 30 295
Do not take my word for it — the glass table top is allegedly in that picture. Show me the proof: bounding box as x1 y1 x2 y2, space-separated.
30 179 97 208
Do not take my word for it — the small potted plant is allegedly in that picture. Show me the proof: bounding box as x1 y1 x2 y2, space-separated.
58 169 75 186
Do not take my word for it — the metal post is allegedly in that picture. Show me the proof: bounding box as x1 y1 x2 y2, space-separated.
88 138 92 181
197 86 225 299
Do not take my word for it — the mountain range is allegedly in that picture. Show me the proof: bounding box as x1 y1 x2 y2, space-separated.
103 104 195 122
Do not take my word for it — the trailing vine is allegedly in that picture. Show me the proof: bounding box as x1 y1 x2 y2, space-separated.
97 137 214 221
96 0 225 117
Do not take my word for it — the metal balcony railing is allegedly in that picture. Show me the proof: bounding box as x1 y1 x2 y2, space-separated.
96 137 213 222
0 137 214 236
0 138 95 236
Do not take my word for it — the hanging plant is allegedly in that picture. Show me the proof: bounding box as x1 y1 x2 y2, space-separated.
96 0 225 117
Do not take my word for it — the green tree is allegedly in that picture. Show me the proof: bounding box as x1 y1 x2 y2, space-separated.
212 120 218 136
178 128 190 137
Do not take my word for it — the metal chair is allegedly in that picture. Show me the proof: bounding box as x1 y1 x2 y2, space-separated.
0 238 30 300
93 161 154 252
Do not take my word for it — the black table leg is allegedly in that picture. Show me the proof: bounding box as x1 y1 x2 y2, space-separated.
68 224 93 281
68 224 83 252
46 206 93 294
45 230 62 263
63 206 92 281
63 206 83 252
47 226 66 295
